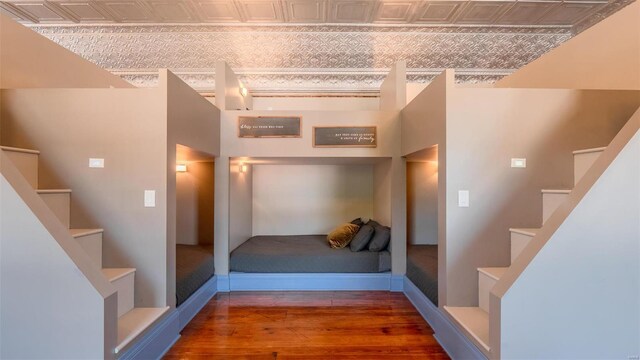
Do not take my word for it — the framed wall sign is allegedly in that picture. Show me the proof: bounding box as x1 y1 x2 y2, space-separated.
238 116 301 138
313 126 377 148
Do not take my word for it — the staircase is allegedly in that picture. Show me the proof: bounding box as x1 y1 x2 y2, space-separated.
443 146 606 357
0 145 168 356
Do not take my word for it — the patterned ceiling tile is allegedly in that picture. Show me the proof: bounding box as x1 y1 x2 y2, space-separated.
3 0 633 93
29 23 572 92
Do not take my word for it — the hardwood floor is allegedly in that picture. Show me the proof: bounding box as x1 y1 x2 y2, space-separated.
164 291 450 359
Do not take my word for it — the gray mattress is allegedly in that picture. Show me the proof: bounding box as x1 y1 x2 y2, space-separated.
230 235 391 273
406 245 438 306
176 244 214 307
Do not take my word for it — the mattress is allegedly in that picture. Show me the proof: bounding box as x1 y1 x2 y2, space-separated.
406 245 438 306
230 235 391 273
176 244 215 307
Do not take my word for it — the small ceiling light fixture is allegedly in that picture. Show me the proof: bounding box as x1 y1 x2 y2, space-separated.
239 86 248 98
176 164 188 172
239 163 248 173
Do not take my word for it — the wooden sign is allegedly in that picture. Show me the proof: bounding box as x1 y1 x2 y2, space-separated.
238 116 301 138
313 126 377 148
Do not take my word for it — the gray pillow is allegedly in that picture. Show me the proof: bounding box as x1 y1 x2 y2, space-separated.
368 225 391 252
350 218 364 227
350 224 375 252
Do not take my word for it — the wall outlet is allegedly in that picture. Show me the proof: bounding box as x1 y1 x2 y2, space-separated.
458 190 470 207
144 190 156 208
89 158 104 168
511 158 526 168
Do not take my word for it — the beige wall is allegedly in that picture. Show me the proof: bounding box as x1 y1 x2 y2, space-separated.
251 96 379 111
445 88 640 307
216 109 404 274
215 61 253 110
176 161 215 246
402 71 450 303
0 14 131 90
380 61 407 111
165 70 220 307
373 159 392 227
406 161 438 245
1 150 117 359
0 70 220 309
402 70 640 307
252 164 374 235
229 161 252 253
1 87 167 307
492 113 640 358
496 1 640 90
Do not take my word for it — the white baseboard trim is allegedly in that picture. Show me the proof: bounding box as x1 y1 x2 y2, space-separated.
217 274 230 292
403 277 487 360
118 310 180 360
177 275 218 331
229 272 393 291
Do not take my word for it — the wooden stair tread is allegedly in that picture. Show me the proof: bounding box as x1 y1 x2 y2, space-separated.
573 146 606 155
0 146 40 155
70 228 104 237
509 228 539 236
541 189 571 194
444 306 490 353
101 268 135 282
116 307 170 354
478 267 508 281
36 189 72 194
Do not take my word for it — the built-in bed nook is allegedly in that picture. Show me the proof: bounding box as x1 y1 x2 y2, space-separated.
175 145 216 306
405 146 439 305
228 157 393 287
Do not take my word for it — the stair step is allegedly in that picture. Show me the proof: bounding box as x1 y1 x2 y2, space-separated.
541 189 571 224
573 147 605 186
70 229 103 268
116 307 170 354
510 228 539 263
102 268 135 318
37 189 71 228
444 306 490 355
1 146 39 188
478 267 508 312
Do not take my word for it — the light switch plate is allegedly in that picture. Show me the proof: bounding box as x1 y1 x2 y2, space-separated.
144 190 156 208
511 158 526 168
458 190 470 207
89 158 104 168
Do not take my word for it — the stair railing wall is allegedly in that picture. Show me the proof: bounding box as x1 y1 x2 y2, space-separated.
0 151 118 359
490 107 640 358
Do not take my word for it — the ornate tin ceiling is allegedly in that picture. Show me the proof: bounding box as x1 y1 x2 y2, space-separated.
0 0 633 94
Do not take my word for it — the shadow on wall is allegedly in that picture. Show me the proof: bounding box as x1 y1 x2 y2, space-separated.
176 144 215 247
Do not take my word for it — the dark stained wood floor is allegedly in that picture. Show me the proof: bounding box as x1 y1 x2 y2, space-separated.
164 291 450 359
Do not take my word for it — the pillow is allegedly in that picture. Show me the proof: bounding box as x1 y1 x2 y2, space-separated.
327 223 360 249
350 218 364 227
367 220 380 228
368 224 391 252
350 224 375 252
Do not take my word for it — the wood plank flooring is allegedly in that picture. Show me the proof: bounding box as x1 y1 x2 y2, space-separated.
164 291 450 359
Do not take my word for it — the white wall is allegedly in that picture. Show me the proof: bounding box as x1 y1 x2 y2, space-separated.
252 164 374 235
407 161 438 245
497 130 639 358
